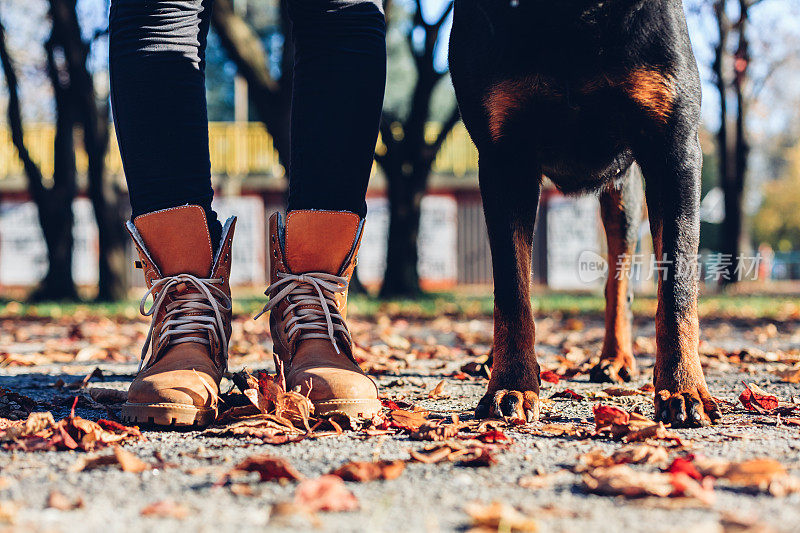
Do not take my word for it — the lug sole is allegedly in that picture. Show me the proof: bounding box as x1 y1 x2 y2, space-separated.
121 402 216 428
312 398 382 419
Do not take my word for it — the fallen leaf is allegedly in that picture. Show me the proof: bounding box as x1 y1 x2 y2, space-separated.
294 475 359 512
427 380 448 399
582 465 714 504
0 412 142 452
47 491 84 511
72 446 151 473
603 386 646 397
739 382 779 412
224 454 303 483
387 409 429 432
114 446 151 473
551 389 584 401
476 429 511 443
140 500 189 519
411 420 463 441
775 368 800 384
593 404 630 429
666 456 703 481
330 460 405 482
464 501 537 532
540 371 560 384
695 457 786 488
518 470 568 490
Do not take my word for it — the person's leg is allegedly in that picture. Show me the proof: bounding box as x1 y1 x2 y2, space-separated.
286 0 386 217
260 0 386 419
109 0 221 245
110 0 233 428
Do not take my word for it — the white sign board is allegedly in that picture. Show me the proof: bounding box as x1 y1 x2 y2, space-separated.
0 199 98 287
417 195 458 287
358 195 458 287
213 196 266 286
546 195 602 289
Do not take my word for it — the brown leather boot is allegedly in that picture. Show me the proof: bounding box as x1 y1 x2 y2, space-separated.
122 205 236 427
258 210 380 419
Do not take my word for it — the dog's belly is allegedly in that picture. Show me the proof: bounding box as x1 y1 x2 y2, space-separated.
521 97 635 193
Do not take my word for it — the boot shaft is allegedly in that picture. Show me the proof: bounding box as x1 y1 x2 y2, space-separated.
267 210 364 359
127 205 236 371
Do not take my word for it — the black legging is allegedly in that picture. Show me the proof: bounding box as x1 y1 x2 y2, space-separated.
109 0 386 243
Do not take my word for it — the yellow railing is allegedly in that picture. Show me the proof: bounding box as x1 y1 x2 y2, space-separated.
0 121 479 181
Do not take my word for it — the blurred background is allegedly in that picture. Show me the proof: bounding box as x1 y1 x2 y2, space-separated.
0 0 799 312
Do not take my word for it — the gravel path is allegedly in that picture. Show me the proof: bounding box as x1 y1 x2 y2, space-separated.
1 314 799 533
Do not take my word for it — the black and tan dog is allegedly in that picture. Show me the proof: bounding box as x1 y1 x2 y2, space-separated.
449 0 721 428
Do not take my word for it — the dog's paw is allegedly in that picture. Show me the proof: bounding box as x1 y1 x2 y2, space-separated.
655 388 721 428
589 355 636 383
475 390 539 423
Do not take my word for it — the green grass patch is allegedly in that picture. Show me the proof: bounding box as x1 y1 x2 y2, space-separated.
2 290 797 321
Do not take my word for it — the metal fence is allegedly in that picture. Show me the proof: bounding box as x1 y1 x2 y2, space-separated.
0 122 479 182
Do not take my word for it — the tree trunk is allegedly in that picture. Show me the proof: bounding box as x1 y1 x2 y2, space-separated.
380 168 424 297
0 17 78 300
50 0 129 301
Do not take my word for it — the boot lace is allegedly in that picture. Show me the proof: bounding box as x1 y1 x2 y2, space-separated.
255 271 350 354
139 274 231 371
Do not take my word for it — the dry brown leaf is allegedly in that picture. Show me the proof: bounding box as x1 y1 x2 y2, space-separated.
387 409 429 432
203 415 305 444
47 491 84 511
330 460 405 482
0 411 56 441
140 500 189 519
518 470 568 490
582 465 714 504
0 500 19 524
293 475 359 512
575 444 668 471
225 454 303 483
409 441 498 467
464 501 538 532
775 368 800 384
603 386 647 397
114 446 151 473
427 380 448 399
72 446 150 473
612 444 669 465
0 412 142 452
694 457 793 494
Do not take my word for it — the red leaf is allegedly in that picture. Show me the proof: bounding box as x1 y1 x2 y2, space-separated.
738 382 779 412
227 454 303 483
593 404 630 429
330 460 405 482
294 475 359 512
666 456 702 481
380 399 403 410
551 389 584 400
476 429 510 443
540 371 560 384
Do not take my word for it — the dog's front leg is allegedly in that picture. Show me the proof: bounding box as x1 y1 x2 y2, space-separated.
475 153 541 423
638 127 721 428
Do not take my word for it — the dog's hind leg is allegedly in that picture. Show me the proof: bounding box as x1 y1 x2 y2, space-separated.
590 166 644 383
475 152 541 423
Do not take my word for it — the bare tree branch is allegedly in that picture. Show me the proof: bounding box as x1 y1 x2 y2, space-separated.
433 1 454 30
0 18 45 201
